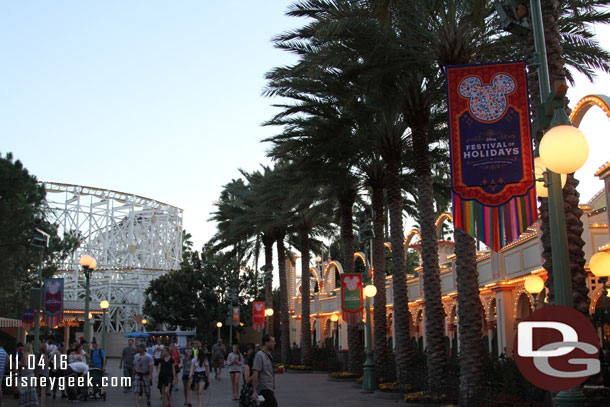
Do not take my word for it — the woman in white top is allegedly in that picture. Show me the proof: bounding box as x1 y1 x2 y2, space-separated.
226 345 243 400
188 351 210 407
68 344 86 364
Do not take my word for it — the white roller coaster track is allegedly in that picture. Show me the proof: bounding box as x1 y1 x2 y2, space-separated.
43 182 183 333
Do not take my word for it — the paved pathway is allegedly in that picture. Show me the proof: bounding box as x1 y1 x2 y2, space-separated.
4 358 403 407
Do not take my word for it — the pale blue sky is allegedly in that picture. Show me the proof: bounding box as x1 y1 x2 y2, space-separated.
1 2 609 250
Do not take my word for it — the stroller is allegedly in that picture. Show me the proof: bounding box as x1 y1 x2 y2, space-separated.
86 368 107 400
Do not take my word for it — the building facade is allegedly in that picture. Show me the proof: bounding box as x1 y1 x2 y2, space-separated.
289 184 610 357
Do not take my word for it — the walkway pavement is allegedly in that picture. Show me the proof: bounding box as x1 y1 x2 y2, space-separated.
3 358 403 407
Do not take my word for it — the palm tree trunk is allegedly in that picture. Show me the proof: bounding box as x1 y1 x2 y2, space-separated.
372 182 389 378
276 231 290 364
385 157 412 384
454 229 483 405
412 128 446 387
263 234 274 335
300 227 312 366
340 189 363 376
563 174 590 316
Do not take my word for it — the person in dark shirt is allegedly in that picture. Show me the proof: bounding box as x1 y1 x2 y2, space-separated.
157 348 175 407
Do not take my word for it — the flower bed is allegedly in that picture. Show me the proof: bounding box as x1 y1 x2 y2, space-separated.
328 371 358 381
403 391 449 406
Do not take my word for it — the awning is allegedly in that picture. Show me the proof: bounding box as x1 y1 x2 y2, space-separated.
0 317 23 328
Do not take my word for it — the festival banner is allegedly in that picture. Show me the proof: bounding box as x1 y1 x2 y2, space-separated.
445 61 537 251
43 278 64 328
23 309 34 331
341 274 363 326
232 307 240 327
252 301 265 333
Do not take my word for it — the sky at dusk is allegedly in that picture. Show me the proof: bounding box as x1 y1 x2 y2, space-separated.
1 2 609 251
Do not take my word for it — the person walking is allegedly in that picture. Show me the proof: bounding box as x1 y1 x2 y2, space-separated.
89 341 106 371
157 348 176 407
48 342 64 400
133 343 154 407
152 337 164 373
0 344 8 407
188 348 210 407
211 339 226 380
68 344 86 364
181 349 194 407
36 342 49 407
18 343 38 407
169 343 181 391
120 339 137 392
252 335 277 407
227 345 244 400
238 349 257 407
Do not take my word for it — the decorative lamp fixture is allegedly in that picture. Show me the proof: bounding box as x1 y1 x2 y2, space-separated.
590 252 610 278
539 125 588 174
330 314 339 322
141 318 147 325
315 256 322 263
100 300 109 310
524 275 545 294
216 321 223 328
534 157 566 197
79 255 97 269
363 284 377 298
524 274 545 310
265 308 274 317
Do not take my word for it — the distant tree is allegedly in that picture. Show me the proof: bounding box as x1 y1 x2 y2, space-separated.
143 236 263 337
0 153 79 319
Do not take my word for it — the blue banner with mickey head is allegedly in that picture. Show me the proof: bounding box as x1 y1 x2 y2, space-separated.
445 61 537 251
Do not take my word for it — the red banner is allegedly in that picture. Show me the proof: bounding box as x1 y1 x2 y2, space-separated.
341 274 363 327
43 278 64 328
252 301 265 333
445 61 537 251
232 307 240 327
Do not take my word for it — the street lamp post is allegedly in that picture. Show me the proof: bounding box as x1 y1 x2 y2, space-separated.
524 275 545 311
228 290 237 346
141 318 147 331
216 321 222 341
79 255 97 346
358 208 377 393
264 307 274 335
519 0 591 404
362 281 377 393
261 265 273 334
330 313 339 349
590 252 610 314
31 227 50 356
100 300 109 351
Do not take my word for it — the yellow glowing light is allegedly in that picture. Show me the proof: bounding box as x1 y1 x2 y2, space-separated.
539 125 588 174
534 157 566 197
141 318 147 325
99 300 109 309
265 308 274 317
216 321 222 328
590 252 610 278
330 314 339 322
364 284 377 298
524 275 545 294
79 254 93 267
